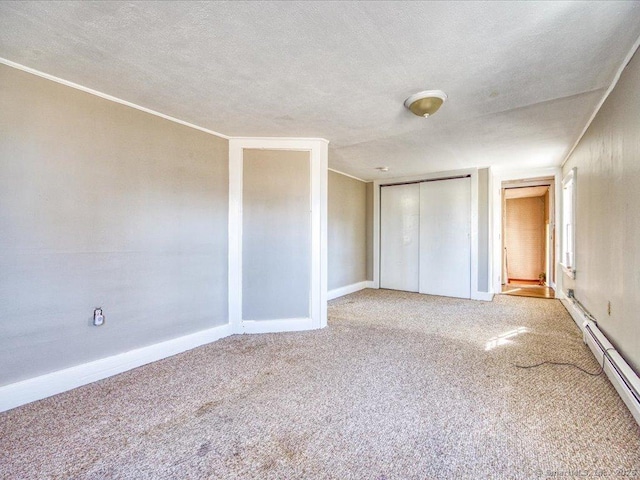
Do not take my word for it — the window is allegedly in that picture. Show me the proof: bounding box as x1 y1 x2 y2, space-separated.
561 168 576 278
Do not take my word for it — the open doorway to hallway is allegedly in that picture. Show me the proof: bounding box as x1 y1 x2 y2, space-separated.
501 177 555 299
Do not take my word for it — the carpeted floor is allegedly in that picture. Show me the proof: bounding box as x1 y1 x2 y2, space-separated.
1 289 639 479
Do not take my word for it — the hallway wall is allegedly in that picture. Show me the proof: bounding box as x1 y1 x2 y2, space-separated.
505 196 546 281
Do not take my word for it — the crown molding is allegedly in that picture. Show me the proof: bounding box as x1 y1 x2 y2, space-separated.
561 35 640 167
0 57 230 140
328 168 370 183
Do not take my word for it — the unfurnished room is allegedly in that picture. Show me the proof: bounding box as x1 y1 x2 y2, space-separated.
1 1 639 479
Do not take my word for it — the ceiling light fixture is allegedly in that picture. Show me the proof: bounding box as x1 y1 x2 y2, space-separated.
404 90 447 118
376 166 389 172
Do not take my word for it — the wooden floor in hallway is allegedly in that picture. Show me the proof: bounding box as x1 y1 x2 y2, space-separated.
502 281 555 299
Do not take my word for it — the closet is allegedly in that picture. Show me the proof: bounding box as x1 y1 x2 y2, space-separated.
380 176 471 299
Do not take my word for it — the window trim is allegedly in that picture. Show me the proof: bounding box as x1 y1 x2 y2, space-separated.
561 167 576 279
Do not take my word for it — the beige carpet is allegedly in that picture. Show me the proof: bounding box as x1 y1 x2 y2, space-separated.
1 290 639 479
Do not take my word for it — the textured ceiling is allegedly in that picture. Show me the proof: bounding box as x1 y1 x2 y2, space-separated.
1 1 639 180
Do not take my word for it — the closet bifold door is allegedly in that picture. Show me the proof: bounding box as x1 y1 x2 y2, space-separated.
419 177 471 299
380 183 420 292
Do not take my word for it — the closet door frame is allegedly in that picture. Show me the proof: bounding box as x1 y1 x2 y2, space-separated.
229 137 329 334
373 168 486 301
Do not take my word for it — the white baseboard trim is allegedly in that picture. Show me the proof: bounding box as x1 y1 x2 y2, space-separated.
561 297 640 427
240 317 320 334
328 280 374 300
472 291 494 302
583 320 640 426
560 297 585 332
0 323 233 413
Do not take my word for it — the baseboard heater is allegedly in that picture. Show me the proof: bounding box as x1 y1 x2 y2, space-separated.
562 296 640 426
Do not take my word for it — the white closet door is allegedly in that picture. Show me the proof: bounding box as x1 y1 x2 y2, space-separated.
419 177 471 298
380 183 420 292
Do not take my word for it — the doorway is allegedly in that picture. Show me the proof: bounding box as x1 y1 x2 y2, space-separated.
501 178 555 299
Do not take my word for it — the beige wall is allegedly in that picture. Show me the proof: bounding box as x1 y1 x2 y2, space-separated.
242 149 311 320
0 65 229 385
328 171 368 290
477 168 490 292
562 48 640 373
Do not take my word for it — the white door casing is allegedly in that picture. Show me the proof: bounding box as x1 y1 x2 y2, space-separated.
228 137 328 334
491 167 561 295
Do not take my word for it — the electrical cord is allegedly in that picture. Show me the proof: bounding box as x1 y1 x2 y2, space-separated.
513 348 615 377
514 360 603 376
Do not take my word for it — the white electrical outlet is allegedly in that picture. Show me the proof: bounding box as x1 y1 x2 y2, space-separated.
93 308 104 326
